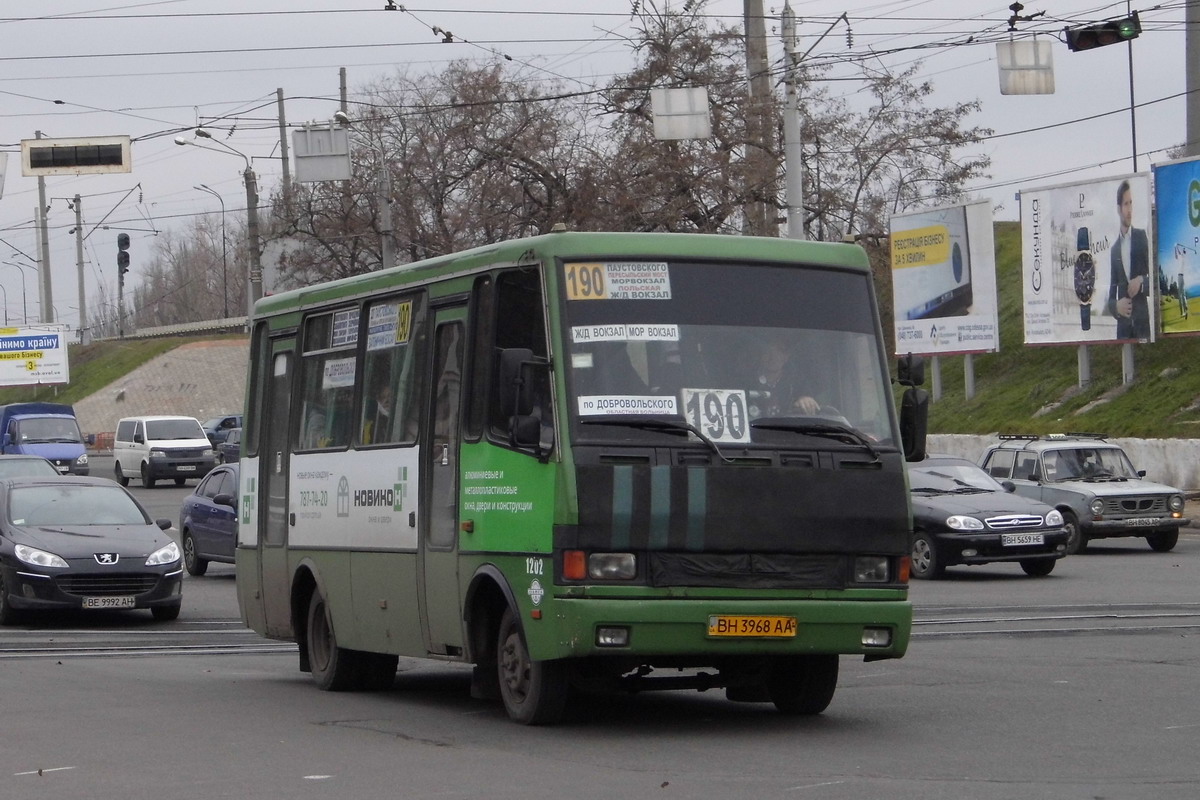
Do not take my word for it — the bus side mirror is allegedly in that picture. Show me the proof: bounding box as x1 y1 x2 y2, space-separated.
499 347 535 418
897 353 925 387
900 386 928 462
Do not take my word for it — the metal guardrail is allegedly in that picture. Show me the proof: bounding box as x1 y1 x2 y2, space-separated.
91 317 249 341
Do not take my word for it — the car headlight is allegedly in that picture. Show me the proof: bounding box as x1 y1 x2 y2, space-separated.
1169 495 1185 512
15 543 68 569
202 448 214 458
76 453 89 465
146 541 181 566
1089 498 1104 516
149 448 167 459
946 515 985 531
1045 509 1064 526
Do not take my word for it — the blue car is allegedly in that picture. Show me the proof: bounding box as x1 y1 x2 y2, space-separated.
178 463 239 577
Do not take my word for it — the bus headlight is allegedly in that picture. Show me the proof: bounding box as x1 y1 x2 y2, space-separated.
854 556 890 583
588 553 636 580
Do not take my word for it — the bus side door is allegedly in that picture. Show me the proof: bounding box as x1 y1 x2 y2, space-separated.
420 307 467 654
259 339 295 638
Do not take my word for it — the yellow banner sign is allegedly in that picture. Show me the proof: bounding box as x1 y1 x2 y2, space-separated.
892 224 951 269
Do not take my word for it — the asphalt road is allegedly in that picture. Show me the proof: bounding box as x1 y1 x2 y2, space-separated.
2 457 1198 798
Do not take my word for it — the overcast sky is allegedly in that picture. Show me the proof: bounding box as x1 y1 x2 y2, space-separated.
0 1 1186 331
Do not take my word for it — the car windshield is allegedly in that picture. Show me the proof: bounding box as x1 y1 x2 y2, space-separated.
910 461 1003 494
146 419 206 440
15 417 83 443
1042 447 1139 481
562 259 896 448
0 458 61 478
8 484 149 526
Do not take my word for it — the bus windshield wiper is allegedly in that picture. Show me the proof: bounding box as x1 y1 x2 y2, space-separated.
749 417 880 463
581 415 733 463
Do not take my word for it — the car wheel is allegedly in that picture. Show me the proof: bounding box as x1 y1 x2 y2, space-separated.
497 606 569 725
182 530 209 577
1146 529 1179 552
910 532 944 579
1062 511 1087 554
1020 558 1056 577
152 601 181 621
114 462 130 487
0 573 23 626
141 463 156 489
768 654 839 715
307 589 359 691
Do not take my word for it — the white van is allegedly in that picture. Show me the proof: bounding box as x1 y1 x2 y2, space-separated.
114 415 217 488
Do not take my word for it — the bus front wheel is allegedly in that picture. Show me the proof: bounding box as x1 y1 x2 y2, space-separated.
768 654 838 715
496 607 569 725
307 590 358 691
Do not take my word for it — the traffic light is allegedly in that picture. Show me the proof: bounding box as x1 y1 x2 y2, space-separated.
1064 12 1141 52
117 233 130 276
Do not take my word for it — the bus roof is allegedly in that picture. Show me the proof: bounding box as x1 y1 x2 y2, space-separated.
254 231 871 317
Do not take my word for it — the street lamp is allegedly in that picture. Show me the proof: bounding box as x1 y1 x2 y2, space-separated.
1 261 30 323
175 130 262 320
195 184 229 319
0 283 8 325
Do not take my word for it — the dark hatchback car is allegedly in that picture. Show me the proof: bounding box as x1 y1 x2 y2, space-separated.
908 456 1070 579
0 476 183 624
216 427 241 463
178 462 238 576
202 414 243 447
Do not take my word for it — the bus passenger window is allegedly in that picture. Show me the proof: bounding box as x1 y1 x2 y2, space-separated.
358 295 425 446
297 307 359 451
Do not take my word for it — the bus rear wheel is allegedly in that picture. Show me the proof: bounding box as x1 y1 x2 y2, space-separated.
768 654 838 715
496 607 569 725
307 590 358 691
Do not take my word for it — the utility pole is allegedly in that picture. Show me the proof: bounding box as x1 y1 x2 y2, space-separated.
781 3 805 240
277 88 292 196
245 166 262 317
743 0 774 236
35 131 54 324
1189 2 1200 155
73 194 87 338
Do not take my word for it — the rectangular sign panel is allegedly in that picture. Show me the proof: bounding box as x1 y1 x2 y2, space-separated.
21 136 131 176
1152 156 1200 335
890 200 999 355
1020 173 1154 344
0 325 70 385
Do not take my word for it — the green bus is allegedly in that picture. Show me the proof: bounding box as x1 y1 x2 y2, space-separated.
236 230 927 724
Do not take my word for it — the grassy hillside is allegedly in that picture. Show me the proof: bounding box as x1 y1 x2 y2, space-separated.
5 226 1198 441
921 221 1200 439
0 334 248 407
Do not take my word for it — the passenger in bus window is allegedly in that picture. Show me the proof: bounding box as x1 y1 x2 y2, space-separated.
363 384 393 444
302 404 327 449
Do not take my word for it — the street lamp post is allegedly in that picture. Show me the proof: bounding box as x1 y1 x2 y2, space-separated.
175 131 262 321
0 283 8 325
1 262 29 323
333 111 394 270
195 184 229 318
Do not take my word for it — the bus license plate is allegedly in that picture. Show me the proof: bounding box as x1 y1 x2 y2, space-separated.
83 596 136 610
1001 533 1044 546
707 615 797 638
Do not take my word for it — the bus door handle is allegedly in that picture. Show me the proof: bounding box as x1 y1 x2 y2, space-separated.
440 443 449 466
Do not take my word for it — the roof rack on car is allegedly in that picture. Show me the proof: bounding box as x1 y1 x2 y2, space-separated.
1062 432 1108 440
997 434 1039 440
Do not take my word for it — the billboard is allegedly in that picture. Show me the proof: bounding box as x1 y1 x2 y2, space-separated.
890 200 999 355
0 326 70 386
1152 156 1200 335
1020 173 1154 344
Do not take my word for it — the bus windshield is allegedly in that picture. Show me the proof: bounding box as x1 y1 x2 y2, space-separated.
561 259 896 448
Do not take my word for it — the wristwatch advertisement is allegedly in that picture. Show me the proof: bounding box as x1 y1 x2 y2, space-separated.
1073 226 1095 330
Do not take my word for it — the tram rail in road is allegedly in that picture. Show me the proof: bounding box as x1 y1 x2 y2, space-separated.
0 619 295 660
913 602 1200 638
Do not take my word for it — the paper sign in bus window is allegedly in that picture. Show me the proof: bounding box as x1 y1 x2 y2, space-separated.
577 395 678 415
564 262 672 301
571 323 680 342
